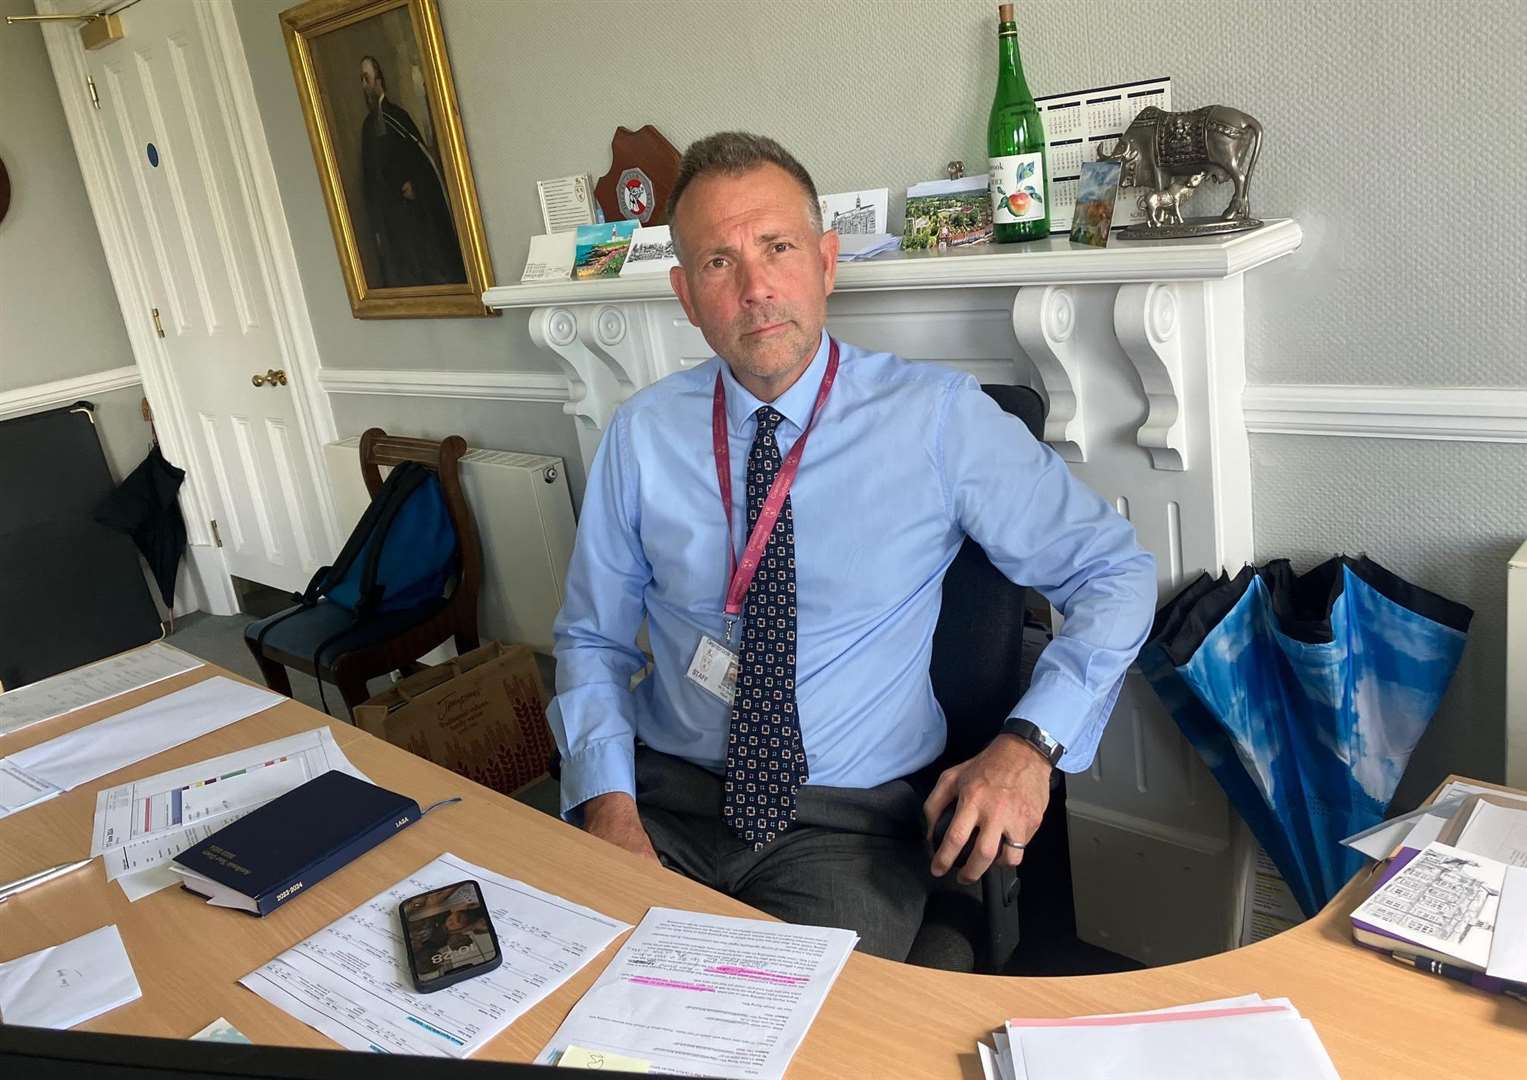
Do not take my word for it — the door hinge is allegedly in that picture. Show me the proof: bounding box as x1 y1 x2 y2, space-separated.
209 519 223 548
87 75 100 110
151 307 165 338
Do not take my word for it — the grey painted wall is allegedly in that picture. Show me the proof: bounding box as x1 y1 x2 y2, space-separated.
231 0 1524 804
0 0 137 394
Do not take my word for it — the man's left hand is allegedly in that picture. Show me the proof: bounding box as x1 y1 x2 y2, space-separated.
923 734 1053 884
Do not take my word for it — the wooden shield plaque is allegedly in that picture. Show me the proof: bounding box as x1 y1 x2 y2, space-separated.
594 125 682 226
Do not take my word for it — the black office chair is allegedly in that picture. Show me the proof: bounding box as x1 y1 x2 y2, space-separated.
905 383 1058 974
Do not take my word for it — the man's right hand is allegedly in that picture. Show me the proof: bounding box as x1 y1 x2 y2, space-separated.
580 792 660 864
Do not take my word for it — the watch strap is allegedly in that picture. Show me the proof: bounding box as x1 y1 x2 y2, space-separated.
998 717 1065 766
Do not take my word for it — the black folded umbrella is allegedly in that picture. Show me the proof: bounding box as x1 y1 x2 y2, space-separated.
95 444 187 608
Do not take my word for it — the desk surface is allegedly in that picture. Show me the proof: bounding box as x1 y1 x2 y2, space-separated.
1 662 1523 1077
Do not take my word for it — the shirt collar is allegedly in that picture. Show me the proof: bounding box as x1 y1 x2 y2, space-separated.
717 330 831 436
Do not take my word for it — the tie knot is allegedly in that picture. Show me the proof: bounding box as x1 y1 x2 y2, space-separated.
754 406 784 435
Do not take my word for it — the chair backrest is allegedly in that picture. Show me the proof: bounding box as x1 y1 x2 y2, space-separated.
929 385 1047 766
357 428 483 609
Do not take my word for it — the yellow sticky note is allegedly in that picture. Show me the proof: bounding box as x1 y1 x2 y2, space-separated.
558 1045 652 1072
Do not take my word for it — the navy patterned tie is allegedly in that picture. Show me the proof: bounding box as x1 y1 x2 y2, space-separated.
722 406 809 850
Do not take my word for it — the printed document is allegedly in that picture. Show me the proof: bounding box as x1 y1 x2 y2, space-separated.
1454 799 1527 866
0 677 283 819
0 643 201 738
240 852 628 1057
90 727 366 898
536 907 859 1078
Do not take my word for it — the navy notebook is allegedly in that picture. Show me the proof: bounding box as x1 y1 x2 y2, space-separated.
171 770 420 916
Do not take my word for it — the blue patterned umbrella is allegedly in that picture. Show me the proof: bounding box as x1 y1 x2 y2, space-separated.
1139 556 1472 916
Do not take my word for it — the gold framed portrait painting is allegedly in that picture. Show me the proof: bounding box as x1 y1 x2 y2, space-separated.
281 0 494 318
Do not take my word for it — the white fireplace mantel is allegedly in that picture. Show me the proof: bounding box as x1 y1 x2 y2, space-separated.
487 220 1305 966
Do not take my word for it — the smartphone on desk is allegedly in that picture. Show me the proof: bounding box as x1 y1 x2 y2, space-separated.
399 879 502 993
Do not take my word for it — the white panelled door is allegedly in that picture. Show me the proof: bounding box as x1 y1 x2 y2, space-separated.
80 0 325 593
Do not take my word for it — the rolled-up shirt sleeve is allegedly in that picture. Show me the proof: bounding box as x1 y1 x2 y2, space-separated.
546 409 652 818
937 377 1157 771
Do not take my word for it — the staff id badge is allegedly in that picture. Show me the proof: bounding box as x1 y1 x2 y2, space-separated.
686 634 738 705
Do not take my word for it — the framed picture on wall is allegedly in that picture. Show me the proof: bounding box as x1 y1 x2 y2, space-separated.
280 0 495 318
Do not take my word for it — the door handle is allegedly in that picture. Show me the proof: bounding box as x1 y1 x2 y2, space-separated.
251 368 288 387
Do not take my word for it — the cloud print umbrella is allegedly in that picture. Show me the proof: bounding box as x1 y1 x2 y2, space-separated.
1137 555 1472 916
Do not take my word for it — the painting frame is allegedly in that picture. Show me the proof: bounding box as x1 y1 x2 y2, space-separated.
280 0 494 318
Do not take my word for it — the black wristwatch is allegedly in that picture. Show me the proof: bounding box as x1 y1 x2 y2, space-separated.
997 717 1065 766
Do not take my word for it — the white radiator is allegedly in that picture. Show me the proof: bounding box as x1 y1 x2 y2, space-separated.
322 439 576 653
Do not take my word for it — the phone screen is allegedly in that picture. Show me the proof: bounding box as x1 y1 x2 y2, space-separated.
400 880 501 991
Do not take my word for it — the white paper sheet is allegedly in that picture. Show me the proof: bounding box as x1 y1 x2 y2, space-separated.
1350 841 1506 969
521 232 578 282
536 907 858 1079
0 677 282 819
0 644 202 739
116 864 182 902
818 188 888 235
537 174 596 234
1486 864 1527 982
1340 796 1465 860
995 995 1271 1080
240 852 628 1058
1454 800 1527 866
89 727 366 890
1006 1002 1338 1080
0 761 63 817
0 924 142 1029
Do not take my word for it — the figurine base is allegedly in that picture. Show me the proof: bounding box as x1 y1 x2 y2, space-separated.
1115 217 1264 241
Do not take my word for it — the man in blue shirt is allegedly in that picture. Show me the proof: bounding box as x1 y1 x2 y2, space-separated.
548 132 1156 961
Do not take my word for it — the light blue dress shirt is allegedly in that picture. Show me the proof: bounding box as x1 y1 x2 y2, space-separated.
548 331 1156 817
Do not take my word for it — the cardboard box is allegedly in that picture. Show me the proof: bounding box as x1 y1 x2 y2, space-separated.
354 642 553 797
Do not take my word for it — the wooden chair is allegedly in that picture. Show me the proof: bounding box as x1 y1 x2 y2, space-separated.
243 428 482 718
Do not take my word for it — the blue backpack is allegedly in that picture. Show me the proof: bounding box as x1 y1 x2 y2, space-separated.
256 460 458 712
312 460 457 617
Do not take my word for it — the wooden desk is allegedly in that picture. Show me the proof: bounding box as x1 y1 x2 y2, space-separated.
2 662 1523 1077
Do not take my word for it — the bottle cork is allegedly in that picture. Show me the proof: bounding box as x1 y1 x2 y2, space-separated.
999 3 1014 20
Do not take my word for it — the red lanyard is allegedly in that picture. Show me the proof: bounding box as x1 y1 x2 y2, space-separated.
712 338 840 639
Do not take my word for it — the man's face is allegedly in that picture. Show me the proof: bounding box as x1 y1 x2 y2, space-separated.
360 60 382 109
669 164 838 398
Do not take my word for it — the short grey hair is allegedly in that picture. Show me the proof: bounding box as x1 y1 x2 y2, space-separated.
666 132 822 262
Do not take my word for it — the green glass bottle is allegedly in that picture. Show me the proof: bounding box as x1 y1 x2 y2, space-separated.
987 3 1049 243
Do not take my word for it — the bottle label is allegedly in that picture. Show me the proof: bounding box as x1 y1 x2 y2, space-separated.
990 152 1046 224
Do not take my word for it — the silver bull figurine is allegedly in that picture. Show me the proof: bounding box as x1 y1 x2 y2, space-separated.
1098 105 1264 237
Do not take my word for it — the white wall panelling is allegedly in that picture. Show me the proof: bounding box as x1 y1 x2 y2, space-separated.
488 223 1302 964
1245 384 1527 444
0 367 141 423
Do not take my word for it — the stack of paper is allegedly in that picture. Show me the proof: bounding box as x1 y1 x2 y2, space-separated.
836 233 901 262
88 727 368 901
537 908 858 1079
0 924 141 1029
0 677 283 820
979 996 1339 1080
0 643 201 739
